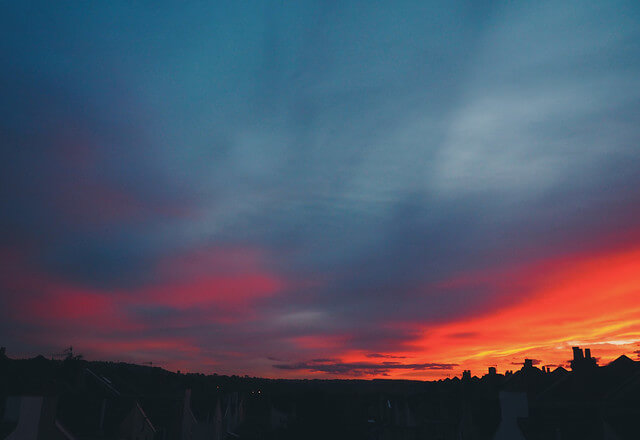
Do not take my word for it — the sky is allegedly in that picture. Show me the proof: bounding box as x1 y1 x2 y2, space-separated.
1 1 640 379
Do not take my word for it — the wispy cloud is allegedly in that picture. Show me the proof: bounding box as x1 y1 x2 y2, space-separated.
273 359 457 376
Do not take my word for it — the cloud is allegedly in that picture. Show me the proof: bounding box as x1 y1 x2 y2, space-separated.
0 244 295 371
366 353 407 359
273 359 457 377
1 0 640 379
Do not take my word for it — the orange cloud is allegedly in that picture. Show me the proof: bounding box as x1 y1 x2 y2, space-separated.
337 244 640 379
4 242 640 379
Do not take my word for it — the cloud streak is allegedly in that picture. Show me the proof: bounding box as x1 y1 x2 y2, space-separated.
273 359 457 377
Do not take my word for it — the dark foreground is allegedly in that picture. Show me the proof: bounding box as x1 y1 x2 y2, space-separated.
1 347 639 440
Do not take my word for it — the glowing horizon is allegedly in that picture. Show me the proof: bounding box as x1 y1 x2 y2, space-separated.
3 237 639 379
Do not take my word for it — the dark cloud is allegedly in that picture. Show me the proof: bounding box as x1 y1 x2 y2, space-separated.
273 359 457 377
366 353 407 359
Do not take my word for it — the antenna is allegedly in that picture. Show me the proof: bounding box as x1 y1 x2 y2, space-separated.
51 346 71 359
51 346 82 361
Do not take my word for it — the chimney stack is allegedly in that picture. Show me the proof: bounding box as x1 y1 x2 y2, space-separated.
572 346 584 361
570 347 597 371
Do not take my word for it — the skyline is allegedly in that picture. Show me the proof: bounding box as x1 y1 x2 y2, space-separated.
2 1 640 379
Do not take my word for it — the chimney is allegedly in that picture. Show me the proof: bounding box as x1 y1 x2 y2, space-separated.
523 359 533 369
572 346 584 361
462 370 471 381
488 366 497 376
571 347 598 371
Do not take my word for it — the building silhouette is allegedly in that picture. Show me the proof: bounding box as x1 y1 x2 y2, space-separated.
1 346 639 439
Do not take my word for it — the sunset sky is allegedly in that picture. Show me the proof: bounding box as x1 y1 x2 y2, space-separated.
2 1 640 379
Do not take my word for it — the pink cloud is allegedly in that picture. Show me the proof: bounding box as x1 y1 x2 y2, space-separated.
0 244 291 368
